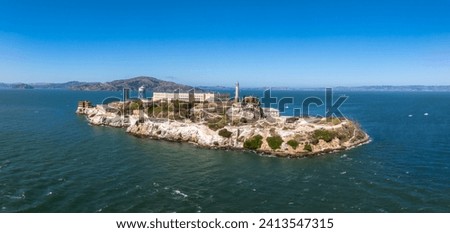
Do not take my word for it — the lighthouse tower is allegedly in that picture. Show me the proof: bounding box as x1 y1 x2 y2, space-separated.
234 82 240 103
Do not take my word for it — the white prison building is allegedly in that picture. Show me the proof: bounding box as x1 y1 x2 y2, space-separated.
152 92 228 103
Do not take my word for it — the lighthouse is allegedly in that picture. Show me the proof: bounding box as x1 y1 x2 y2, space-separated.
234 82 240 103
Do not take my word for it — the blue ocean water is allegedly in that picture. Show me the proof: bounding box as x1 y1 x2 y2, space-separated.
0 89 449 213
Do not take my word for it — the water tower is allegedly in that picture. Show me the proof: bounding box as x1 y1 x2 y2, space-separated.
138 86 146 99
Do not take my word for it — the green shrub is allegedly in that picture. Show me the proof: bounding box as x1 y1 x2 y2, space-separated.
218 128 232 138
287 139 299 149
208 123 223 131
312 129 336 143
337 133 349 141
244 135 263 150
304 143 312 152
332 117 341 125
149 106 163 117
266 135 283 150
207 116 227 131
130 102 140 110
311 138 319 145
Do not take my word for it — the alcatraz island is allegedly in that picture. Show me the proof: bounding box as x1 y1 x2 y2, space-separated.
76 77 369 157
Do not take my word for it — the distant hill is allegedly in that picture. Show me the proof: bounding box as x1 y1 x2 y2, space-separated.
2 78 450 92
334 85 450 92
96 76 196 92
31 81 89 89
12 83 34 89
1 76 198 92
1 82 34 89
0 82 11 89
200 85 450 92
57 76 198 91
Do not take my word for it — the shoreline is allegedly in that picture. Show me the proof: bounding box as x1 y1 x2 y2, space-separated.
76 102 370 158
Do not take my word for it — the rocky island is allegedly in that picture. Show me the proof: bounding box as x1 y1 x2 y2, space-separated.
76 83 369 157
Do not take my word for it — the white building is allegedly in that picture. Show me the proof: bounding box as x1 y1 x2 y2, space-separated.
152 92 229 103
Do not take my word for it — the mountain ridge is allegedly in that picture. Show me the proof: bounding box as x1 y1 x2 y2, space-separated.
1 76 197 92
2 78 450 92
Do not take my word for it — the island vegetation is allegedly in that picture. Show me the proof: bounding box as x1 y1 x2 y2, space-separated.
76 90 370 157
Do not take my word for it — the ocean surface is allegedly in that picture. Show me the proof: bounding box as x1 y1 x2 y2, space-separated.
0 89 449 213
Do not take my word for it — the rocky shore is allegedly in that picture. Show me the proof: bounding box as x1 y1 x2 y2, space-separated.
76 101 369 157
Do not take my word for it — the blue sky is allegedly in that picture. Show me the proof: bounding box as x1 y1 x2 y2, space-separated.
0 0 449 87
